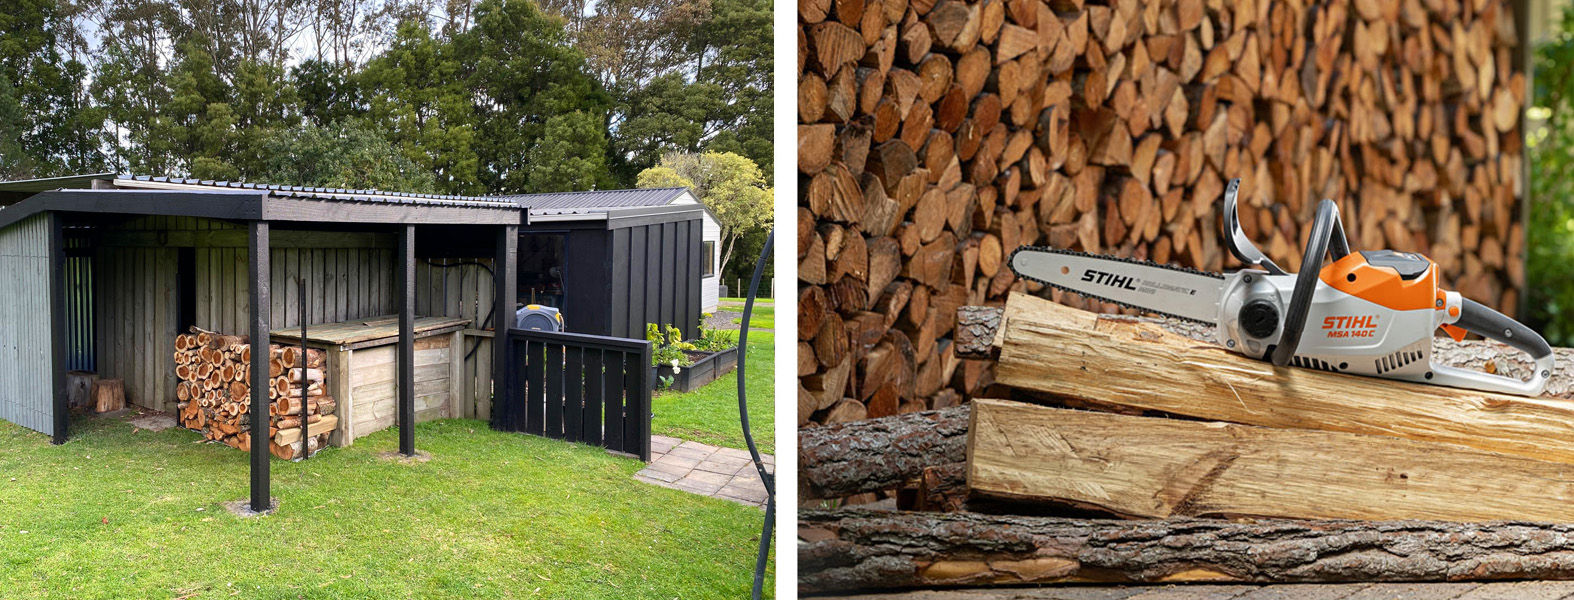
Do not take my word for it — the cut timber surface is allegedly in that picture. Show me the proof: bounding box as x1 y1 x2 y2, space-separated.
993 292 1574 465
798 510 1574 592
968 398 1574 522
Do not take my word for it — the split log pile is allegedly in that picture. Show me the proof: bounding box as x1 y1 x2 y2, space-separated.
797 293 1574 593
173 327 337 460
797 0 1528 426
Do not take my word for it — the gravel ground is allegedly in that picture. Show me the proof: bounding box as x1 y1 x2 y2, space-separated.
706 310 743 330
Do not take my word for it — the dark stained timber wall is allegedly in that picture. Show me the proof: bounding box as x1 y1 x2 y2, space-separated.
606 218 703 340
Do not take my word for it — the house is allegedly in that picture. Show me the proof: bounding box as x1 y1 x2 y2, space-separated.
497 188 722 317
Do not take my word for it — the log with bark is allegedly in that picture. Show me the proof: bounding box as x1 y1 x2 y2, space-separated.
799 510 1574 592
801 405 970 499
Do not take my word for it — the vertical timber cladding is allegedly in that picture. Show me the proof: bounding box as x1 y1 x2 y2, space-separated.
607 218 703 340
92 216 398 413
0 214 57 435
412 258 495 420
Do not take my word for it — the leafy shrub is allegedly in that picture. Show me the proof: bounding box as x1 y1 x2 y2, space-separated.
1527 6 1574 346
646 323 696 367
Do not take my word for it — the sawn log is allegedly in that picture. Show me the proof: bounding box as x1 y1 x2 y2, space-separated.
990 292 1574 465
800 405 970 499
798 510 1574 593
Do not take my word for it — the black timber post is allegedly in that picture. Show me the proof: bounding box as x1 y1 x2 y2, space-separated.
48 212 66 445
248 221 272 513
491 224 517 429
398 225 416 456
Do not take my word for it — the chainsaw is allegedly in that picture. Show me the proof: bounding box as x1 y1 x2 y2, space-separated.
1008 179 1554 396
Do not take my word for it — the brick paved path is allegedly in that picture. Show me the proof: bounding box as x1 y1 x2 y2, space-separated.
634 435 773 507
818 582 1574 600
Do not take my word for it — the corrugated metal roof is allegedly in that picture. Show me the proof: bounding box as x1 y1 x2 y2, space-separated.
114 175 517 208
495 187 692 210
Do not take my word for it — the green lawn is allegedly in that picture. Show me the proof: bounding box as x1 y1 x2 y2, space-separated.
652 331 774 454
0 417 772 599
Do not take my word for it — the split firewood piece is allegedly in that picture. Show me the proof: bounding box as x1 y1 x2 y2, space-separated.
992 292 1574 465
970 397 1574 522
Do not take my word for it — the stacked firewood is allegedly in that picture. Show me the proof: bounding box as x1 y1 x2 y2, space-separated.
797 0 1526 424
798 296 1574 592
174 328 338 460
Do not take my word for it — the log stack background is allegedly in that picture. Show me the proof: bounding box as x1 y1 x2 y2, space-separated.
797 0 1528 428
174 328 338 460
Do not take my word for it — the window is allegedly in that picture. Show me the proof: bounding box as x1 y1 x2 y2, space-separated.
703 241 716 277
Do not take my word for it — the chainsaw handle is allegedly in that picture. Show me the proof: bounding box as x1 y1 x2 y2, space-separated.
1455 298 1552 361
1222 178 1286 276
1270 199 1350 367
1428 299 1555 395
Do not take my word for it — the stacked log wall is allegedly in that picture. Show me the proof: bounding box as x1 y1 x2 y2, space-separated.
797 0 1526 425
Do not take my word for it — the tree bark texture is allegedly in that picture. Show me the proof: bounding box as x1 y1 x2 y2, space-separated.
799 510 1574 593
801 404 971 499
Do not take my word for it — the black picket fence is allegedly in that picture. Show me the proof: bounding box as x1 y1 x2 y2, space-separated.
496 329 653 461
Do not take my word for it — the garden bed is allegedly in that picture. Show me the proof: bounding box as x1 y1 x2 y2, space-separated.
653 346 738 392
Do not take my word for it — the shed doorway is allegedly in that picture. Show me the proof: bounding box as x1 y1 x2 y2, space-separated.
518 232 565 309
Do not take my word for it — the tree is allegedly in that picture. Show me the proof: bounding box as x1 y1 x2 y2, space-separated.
525 111 610 192
690 0 770 177
464 0 612 193
637 151 772 274
0 0 108 175
607 72 723 183
358 17 482 193
253 121 437 191
293 58 362 127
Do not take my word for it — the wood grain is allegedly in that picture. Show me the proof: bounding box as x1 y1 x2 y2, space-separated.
968 398 1574 522
993 292 1574 465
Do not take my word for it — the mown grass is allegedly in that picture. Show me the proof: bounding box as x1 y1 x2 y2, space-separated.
0 416 772 599
651 331 774 454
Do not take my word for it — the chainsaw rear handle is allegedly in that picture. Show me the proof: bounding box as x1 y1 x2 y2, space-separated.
1270 198 1349 367
1426 298 1554 396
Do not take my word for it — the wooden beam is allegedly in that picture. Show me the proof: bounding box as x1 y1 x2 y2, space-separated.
0 189 521 233
48 212 66 444
247 220 271 512
97 230 396 249
992 292 1574 465
969 398 1574 522
0 190 267 231
397 224 415 456
491 224 517 430
799 510 1574 592
262 197 519 226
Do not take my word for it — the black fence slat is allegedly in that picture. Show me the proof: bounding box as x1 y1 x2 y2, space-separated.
623 351 644 459
604 350 624 452
545 344 565 438
564 346 582 443
583 348 604 445
525 340 545 435
509 337 526 432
